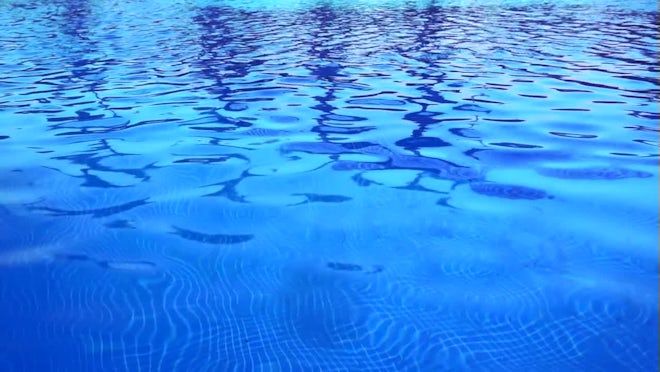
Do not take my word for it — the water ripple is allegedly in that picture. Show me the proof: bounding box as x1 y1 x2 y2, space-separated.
0 0 657 371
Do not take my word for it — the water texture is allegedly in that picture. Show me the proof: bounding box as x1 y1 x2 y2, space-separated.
0 0 658 370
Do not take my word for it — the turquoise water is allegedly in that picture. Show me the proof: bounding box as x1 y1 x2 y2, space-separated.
0 0 658 370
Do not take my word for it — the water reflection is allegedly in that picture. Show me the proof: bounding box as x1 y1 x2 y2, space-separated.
0 0 657 371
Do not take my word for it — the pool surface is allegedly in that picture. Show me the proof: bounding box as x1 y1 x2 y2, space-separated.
0 0 658 370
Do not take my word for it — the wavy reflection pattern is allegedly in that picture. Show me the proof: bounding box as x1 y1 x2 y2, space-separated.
0 0 657 371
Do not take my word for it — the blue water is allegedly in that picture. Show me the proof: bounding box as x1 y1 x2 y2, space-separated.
0 0 658 370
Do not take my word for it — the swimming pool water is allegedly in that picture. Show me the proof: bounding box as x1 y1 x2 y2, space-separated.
0 0 658 370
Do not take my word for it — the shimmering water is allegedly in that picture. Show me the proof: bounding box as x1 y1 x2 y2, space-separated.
0 0 658 370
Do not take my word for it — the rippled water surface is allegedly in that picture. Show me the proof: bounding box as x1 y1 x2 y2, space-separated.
0 0 658 370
